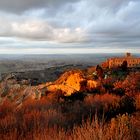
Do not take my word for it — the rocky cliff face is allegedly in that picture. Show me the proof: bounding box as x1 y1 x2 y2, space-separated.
0 68 99 107
42 69 99 96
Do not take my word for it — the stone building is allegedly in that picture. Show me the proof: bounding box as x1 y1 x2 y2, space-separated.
101 53 140 68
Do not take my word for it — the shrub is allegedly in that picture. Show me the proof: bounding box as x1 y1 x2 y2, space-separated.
122 72 140 95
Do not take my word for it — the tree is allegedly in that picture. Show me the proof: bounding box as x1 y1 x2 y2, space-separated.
121 60 128 71
96 65 104 80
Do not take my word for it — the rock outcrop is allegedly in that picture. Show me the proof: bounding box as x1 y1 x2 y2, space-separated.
0 69 99 106
45 70 98 96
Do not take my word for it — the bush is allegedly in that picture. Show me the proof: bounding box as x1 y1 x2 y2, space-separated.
122 72 140 95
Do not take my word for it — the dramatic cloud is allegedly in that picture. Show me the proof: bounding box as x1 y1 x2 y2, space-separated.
0 0 140 53
0 0 80 13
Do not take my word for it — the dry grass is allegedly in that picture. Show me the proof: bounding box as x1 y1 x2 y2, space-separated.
0 112 137 140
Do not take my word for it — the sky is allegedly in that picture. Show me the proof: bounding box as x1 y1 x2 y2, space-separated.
0 0 140 54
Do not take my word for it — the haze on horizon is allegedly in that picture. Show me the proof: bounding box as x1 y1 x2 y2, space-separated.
0 0 140 54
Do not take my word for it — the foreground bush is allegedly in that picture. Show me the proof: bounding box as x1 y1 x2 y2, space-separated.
0 92 138 140
0 114 137 140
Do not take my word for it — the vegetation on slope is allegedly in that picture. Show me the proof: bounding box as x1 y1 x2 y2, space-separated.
0 63 140 140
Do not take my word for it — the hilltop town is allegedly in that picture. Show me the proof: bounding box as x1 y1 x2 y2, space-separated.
102 52 140 68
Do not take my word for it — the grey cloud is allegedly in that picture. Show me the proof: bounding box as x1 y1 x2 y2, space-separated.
84 0 140 46
0 0 79 13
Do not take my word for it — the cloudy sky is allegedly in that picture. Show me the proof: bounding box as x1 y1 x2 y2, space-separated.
0 0 140 54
